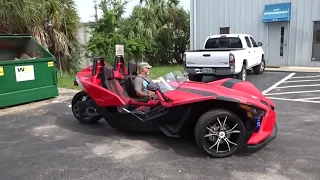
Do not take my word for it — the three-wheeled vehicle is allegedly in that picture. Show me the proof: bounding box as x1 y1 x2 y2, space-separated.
71 55 277 158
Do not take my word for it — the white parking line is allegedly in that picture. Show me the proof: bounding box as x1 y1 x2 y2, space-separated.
266 97 320 104
265 90 320 95
262 73 296 95
263 73 320 104
283 79 320 83
290 74 320 79
296 97 320 100
276 84 320 89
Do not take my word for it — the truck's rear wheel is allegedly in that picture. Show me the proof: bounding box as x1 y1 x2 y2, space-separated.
236 64 247 81
189 74 203 82
253 58 265 74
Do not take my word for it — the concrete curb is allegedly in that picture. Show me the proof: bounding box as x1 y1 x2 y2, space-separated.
265 66 320 73
0 88 79 116
0 92 77 116
58 87 80 93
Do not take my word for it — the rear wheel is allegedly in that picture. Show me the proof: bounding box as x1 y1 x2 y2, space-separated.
71 90 102 124
236 63 247 81
253 57 265 74
194 109 246 158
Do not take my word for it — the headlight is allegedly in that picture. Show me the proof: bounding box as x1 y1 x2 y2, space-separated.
239 104 266 118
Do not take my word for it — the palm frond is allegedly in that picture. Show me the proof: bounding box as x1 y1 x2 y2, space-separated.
0 0 81 72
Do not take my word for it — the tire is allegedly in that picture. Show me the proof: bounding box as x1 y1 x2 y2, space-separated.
253 57 266 74
194 109 246 158
188 74 203 82
71 90 102 124
236 63 247 81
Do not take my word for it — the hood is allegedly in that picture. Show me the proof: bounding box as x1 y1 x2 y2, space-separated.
178 80 272 109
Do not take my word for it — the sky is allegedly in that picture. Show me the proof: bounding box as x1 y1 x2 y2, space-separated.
74 0 190 22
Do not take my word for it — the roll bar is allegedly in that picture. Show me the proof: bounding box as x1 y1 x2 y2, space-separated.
91 56 106 76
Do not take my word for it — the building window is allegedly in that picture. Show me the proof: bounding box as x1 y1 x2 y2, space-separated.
280 27 284 57
220 27 230 34
312 21 320 61
316 30 320 43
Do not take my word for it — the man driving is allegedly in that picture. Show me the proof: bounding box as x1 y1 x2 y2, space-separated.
133 62 156 99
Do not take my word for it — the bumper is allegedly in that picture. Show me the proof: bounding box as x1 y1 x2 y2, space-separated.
184 66 235 76
247 109 277 148
247 122 277 149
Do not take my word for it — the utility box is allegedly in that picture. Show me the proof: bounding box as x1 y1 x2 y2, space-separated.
0 35 59 108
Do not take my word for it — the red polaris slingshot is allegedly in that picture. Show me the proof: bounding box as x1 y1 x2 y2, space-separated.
72 55 277 158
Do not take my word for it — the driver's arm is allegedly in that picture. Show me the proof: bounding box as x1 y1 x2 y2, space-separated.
136 90 151 97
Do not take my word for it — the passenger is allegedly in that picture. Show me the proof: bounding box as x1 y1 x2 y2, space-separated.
133 62 156 99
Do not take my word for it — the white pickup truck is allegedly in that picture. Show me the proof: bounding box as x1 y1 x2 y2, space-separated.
183 34 266 81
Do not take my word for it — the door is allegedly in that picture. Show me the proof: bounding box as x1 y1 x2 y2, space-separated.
249 36 261 66
312 21 320 61
244 36 255 68
267 23 289 66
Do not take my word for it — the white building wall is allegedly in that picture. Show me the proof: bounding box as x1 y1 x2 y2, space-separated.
190 0 320 67
77 23 94 68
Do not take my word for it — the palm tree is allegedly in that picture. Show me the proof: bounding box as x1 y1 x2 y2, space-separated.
0 0 80 73
122 0 180 64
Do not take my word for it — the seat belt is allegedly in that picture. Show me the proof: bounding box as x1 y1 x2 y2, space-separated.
135 75 151 85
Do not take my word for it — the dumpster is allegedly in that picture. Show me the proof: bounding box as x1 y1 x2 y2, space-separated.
0 34 59 108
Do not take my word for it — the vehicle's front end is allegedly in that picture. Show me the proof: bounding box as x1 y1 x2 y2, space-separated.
213 77 278 149
238 101 277 149
184 77 278 158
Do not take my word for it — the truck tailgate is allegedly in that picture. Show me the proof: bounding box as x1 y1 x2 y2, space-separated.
185 50 231 68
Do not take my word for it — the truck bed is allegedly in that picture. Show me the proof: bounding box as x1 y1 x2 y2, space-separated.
187 48 245 52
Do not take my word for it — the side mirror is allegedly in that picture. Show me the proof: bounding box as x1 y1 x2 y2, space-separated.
146 82 159 91
257 42 263 46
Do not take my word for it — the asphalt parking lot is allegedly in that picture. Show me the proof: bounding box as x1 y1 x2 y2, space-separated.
263 72 320 103
1 71 320 180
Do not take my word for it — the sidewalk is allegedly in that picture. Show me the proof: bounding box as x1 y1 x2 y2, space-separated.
0 88 78 116
265 66 320 73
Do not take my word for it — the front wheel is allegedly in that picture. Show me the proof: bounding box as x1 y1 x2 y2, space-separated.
71 90 102 124
194 109 246 158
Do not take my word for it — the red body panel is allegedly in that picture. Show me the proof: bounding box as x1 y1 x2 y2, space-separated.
163 89 216 106
164 90 204 100
81 78 127 106
247 109 277 144
166 80 268 110
208 78 275 108
77 62 128 107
